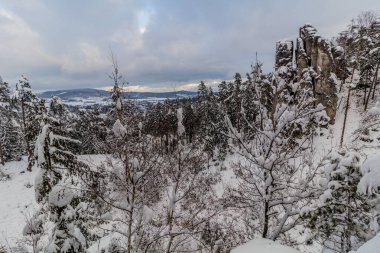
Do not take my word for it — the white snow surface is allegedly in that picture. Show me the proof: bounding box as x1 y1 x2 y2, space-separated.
0 155 108 250
231 238 300 253
48 184 75 207
358 155 380 195
355 232 380 253
0 158 37 249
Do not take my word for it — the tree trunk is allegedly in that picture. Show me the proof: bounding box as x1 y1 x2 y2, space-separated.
340 89 351 148
0 141 4 165
350 65 356 84
166 148 182 253
27 149 34 171
127 176 135 253
339 46 347 93
371 62 380 101
166 209 175 253
372 80 379 100
21 99 33 171
262 168 270 239
339 75 346 93
364 63 379 111
262 200 269 238
127 189 135 253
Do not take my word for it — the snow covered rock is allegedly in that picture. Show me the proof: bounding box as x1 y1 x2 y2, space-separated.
231 239 300 253
296 24 341 123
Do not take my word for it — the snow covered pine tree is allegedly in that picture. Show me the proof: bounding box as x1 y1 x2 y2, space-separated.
305 151 371 253
25 97 99 252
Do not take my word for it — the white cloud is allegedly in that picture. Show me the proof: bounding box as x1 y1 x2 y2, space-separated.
1 1 380 91
0 8 57 74
60 43 109 75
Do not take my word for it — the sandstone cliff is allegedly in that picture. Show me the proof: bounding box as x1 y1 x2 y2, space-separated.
275 24 344 124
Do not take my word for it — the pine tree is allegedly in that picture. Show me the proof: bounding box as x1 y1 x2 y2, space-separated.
0 77 8 165
0 77 23 163
197 81 227 158
231 73 243 129
94 115 167 253
109 53 124 122
14 75 40 171
149 107 220 252
25 99 99 252
183 97 196 143
224 64 327 242
305 151 371 253
70 108 108 154
1 117 23 162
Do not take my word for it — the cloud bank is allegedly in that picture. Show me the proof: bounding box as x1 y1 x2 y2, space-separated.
0 0 379 91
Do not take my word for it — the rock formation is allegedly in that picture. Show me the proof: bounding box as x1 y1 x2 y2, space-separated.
275 24 344 124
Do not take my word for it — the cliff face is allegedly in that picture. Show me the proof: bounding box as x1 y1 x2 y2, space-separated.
296 24 340 123
275 24 343 124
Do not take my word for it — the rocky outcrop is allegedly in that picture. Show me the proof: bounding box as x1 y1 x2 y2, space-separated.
297 24 340 123
275 24 343 124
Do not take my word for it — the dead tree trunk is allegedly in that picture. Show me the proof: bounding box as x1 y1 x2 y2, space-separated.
340 88 351 148
364 62 379 111
0 141 4 165
21 98 33 171
371 62 380 100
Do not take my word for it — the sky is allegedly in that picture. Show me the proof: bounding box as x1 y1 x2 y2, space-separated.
0 0 379 92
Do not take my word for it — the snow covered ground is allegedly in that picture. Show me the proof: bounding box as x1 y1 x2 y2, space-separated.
355 232 380 253
231 238 300 253
0 158 37 250
0 155 107 251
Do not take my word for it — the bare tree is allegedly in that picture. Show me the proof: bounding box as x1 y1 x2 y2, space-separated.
141 107 221 253
108 51 127 121
357 11 377 29
223 73 326 242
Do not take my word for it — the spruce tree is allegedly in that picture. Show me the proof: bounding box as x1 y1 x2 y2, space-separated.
25 98 98 252
305 151 371 253
14 75 40 170
0 77 23 163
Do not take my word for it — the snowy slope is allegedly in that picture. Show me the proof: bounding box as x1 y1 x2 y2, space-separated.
356 232 380 253
0 155 108 251
0 158 37 250
231 238 300 253
312 84 362 159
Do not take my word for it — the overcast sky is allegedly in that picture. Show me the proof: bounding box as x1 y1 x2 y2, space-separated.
0 0 379 91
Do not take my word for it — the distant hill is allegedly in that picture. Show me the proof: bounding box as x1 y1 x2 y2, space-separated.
38 88 197 100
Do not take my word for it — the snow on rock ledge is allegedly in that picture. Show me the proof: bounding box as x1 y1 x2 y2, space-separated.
231 239 300 253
